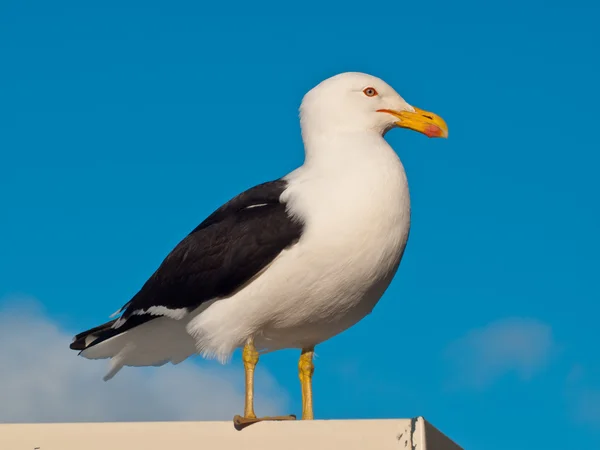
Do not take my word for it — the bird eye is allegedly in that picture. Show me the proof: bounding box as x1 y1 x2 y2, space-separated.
363 87 378 97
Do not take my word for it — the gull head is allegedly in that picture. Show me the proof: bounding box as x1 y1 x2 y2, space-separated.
300 72 448 138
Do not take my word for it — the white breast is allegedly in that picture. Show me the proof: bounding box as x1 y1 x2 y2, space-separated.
266 135 410 342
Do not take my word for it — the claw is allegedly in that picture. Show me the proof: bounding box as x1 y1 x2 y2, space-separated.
233 414 297 431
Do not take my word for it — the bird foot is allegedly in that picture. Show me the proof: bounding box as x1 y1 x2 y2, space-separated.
233 414 296 431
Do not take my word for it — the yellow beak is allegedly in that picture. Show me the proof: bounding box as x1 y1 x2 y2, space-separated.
377 107 448 138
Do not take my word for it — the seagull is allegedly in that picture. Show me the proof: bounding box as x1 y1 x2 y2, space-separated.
70 72 448 427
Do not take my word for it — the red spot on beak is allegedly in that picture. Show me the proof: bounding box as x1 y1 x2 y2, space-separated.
424 124 443 138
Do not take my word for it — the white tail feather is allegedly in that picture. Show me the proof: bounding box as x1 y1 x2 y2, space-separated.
80 316 198 380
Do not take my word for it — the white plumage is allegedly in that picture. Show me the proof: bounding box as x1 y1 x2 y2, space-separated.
77 72 448 381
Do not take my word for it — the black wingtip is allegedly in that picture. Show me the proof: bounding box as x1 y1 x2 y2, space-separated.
69 318 119 351
69 339 86 351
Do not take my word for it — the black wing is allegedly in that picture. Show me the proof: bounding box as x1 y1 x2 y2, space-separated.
70 179 303 351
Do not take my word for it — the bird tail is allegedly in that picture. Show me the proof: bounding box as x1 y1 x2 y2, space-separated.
70 316 198 381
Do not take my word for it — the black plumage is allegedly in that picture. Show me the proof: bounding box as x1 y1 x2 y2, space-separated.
70 179 303 352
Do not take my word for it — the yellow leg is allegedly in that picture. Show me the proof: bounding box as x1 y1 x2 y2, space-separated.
232 339 296 430
242 340 259 418
298 347 315 420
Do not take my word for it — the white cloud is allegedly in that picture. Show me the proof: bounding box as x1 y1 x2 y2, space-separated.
0 300 288 423
565 365 600 429
573 388 600 427
445 317 555 389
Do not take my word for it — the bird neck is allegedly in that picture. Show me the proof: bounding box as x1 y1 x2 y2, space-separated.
300 129 394 170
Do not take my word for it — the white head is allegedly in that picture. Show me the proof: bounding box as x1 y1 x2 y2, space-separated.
300 72 448 139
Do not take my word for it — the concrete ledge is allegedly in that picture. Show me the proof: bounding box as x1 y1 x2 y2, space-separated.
0 417 462 450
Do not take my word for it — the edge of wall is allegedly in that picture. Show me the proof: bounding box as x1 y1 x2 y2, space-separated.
0 417 463 450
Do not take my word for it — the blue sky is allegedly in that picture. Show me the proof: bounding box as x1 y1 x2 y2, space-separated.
1 0 599 448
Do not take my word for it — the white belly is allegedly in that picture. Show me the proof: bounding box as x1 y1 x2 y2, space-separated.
187 144 411 359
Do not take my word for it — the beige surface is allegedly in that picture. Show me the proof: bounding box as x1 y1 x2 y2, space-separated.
0 417 463 450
